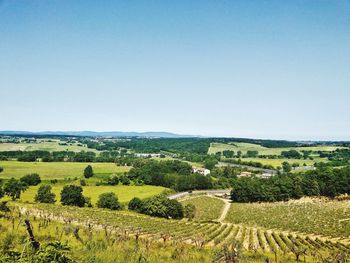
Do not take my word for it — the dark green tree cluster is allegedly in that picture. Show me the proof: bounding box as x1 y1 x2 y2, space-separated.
128 195 184 219
230 165 350 202
35 185 56 204
128 159 212 191
83 165 94 178
20 173 41 186
60 185 86 207
2 178 27 200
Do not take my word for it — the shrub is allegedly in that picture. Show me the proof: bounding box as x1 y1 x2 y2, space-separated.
120 175 130 185
80 179 86 186
35 185 56 204
60 185 85 207
84 165 94 178
0 166 3 173
141 195 184 219
128 197 144 212
107 175 119 185
20 173 41 186
96 192 121 210
184 203 196 220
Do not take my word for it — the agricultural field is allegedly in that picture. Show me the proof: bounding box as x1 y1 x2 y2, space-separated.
231 157 318 168
225 198 350 239
0 161 130 180
180 196 225 221
19 184 167 205
10 202 350 262
0 139 96 152
208 142 345 156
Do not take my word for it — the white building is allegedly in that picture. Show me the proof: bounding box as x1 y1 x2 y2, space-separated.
135 153 161 158
192 167 211 176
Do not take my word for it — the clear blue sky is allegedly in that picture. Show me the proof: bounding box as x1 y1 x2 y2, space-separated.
1 0 349 140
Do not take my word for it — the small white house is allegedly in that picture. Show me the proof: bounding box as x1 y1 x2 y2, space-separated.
192 167 211 176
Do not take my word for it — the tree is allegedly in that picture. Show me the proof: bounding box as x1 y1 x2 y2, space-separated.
84 165 93 178
0 167 3 173
246 150 259 158
20 173 41 186
120 175 130 185
141 195 184 219
96 192 121 210
282 161 292 173
184 203 196 220
107 174 119 185
4 178 27 200
60 185 85 207
0 185 4 199
128 197 144 212
35 185 56 204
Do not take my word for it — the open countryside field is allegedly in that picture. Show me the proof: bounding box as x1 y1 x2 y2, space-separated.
19 184 167 204
208 142 346 156
231 157 318 168
0 161 130 180
0 140 97 152
180 196 225 221
225 198 350 239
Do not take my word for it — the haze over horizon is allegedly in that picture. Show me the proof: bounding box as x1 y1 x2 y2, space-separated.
1 1 350 141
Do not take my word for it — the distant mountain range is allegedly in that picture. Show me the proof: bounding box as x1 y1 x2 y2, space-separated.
0 130 196 138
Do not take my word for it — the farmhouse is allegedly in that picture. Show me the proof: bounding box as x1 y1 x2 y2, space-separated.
192 167 211 176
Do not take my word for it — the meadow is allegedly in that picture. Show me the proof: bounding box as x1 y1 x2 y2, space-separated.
208 142 344 156
19 184 167 205
0 161 130 180
225 198 350 239
180 196 225 221
0 139 96 152
230 157 318 168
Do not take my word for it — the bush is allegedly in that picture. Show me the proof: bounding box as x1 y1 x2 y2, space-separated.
35 185 56 204
141 195 184 219
128 197 143 212
184 203 196 220
80 179 86 186
0 167 3 173
60 185 86 207
20 173 41 186
84 165 93 178
107 175 119 185
120 175 130 185
96 192 121 210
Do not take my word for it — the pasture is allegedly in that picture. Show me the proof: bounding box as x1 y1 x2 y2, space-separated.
180 196 225 221
225 198 350 239
19 184 167 205
0 139 96 152
208 142 345 156
0 161 130 180
230 157 318 168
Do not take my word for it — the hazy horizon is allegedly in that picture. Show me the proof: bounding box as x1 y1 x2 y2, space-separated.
1 1 349 140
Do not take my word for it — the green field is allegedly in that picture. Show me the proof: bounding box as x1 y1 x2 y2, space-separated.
0 161 130 180
208 142 345 156
230 157 319 168
0 139 97 152
225 198 350 238
19 184 167 205
180 196 225 221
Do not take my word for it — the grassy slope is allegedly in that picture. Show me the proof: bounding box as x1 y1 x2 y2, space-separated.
180 196 225 221
0 140 97 152
0 161 130 180
19 184 167 204
225 199 350 238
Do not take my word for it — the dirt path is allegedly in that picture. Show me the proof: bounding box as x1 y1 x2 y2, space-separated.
217 198 231 222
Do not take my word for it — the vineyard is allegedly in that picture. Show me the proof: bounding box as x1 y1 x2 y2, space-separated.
180 196 225 221
225 198 350 238
14 202 350 261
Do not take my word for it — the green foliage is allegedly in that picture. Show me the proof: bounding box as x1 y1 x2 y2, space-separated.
96 192 121 210
183 203 196 220
20 173 41 186
107 174 119 185
84 165 93 178
120 175 130 185
3 178 27 200
0 167 3 173
0 185 3 199
128 197 143 212
282 161 292 172
60 185 85 207
35 185 56 204
137 195 184 219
